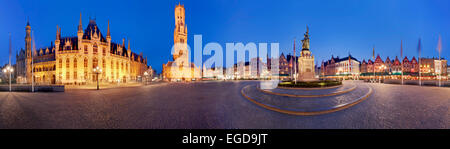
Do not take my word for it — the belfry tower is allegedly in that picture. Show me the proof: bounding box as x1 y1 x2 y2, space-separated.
162 3 201 81
173 3 188 66
25 20 32 82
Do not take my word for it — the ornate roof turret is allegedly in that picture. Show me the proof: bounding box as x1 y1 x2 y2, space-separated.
82 19 106 42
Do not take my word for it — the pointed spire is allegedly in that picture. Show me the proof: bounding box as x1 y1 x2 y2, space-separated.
56 25 60 40
78 12 82 31
27 17 30 26
128 39 130 50
107 20 110 37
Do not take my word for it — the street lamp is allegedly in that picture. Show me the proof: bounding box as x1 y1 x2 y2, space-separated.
144 72 149 85
93 66 102 90
3 66 13 92
380 65 386 83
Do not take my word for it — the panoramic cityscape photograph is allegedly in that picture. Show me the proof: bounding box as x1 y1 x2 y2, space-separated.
0 0 448 147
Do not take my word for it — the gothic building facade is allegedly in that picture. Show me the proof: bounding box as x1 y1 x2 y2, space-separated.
16 15 149 84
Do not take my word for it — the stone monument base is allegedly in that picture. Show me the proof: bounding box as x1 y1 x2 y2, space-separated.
298 72 317 82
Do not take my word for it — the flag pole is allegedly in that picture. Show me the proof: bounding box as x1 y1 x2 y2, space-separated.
32 30 35 92
438 35 442 87
293 38 297 84
418 38 421 86
373 46 375 83
9 33 12 92
401 40 403 85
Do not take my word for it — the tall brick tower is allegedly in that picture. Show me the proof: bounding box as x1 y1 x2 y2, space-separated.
173 3 188 66
25 20 32 83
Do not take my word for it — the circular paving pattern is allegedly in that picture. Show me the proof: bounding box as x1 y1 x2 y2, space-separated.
241 81 373 116
258 84 357 97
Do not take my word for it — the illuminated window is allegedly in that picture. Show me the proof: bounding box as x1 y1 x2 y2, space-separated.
93 43 98 54
74 58 77 69
59 59 62 68
73 71 77 80
102 59 106 70
66 71 70 80
84 58 88 68
93 58 98 68
66 59 70 68
84 45 88 54
102 48 106 56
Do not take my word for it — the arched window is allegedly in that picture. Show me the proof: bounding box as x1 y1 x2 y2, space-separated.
74 58 77 69
59 59 62 68
93 43 98 54
66 59 70 68
84 45 88 54
102 48 106 56
93 58 98 69
84 58 88 68
102 59 106 70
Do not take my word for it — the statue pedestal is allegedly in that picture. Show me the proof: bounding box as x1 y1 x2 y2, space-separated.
298 72 317 82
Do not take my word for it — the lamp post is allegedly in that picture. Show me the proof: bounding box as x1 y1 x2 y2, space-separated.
144 72 149 85
3 66 14 92
93 66 102 90
380 65 386 83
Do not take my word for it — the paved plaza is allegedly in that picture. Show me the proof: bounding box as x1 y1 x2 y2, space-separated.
0 81 448 129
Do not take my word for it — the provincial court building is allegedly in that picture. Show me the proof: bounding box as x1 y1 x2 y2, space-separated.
16 15 149 85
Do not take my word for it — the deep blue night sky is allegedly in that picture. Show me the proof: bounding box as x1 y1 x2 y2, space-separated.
1 0 449 73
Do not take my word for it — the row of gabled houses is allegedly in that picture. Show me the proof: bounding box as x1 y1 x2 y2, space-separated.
360 55 448 78
319 54 448 80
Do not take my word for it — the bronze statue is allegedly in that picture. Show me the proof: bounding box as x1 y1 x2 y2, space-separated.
301 26 310 50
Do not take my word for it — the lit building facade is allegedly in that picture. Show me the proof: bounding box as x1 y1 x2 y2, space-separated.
321 55 360 79
16 16 149 85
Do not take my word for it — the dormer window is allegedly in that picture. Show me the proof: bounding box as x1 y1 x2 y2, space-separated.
64 45 72 50
64 40 72 50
